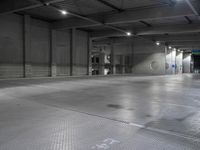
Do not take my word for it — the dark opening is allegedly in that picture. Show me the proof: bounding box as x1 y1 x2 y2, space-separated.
193 55 200 73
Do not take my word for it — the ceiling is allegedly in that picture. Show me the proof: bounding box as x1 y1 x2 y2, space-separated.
0 0 200 50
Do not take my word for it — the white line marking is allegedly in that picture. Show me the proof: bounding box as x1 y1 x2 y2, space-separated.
128 122 200 142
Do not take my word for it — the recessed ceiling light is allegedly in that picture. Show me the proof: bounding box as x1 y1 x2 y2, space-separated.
168 46 172 49
60 10 68 15
126 32 131 36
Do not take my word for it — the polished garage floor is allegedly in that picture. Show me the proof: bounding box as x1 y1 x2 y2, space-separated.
0 74 200 150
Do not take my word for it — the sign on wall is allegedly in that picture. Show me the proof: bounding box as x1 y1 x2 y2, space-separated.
192 50 200 55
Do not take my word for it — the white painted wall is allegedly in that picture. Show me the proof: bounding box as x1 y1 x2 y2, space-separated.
165 49 177 75
183 54 191 73
176 52 183 74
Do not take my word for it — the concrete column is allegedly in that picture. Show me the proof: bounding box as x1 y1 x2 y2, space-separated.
87 37 93 76
23 15 32 78
110 43 116 74
50 29 57 77
70 28 75 76
99 52 105 75
176 51 183 74
121 55 125 74
171 50 176 74
183 53 191 73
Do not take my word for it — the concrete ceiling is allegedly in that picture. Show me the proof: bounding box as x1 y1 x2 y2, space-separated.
0 0 200 50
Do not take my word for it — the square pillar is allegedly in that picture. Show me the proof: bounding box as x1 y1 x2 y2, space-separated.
23 15 32 78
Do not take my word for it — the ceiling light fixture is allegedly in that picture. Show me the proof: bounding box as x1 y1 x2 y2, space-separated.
126 32 132 36
168 46 172 49
156 41 160 46
60 10 68 15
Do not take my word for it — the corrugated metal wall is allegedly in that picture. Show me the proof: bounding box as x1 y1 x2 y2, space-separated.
73 30 88 76
0 14 89 79
55 30 71 76
31 18 51 77
110 38 166 75
0 14 24 78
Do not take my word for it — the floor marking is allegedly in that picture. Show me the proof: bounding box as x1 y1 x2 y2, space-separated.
129 123 145 128
91 138 120 149
151 101 199 109
129 122 200 143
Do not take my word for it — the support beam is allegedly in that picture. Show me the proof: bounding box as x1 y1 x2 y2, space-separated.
0 0 64 14
53 2 194 29
93 37 134 46
185 0 200 16
179 47 200 50
93 36 200 47
91 30 125 40
158 0 176 6
87 37 93 76
70 28 76 76
91 24 200 39
96 0 123 12
184 16 192 24
23 15 32 78
169 41 200 47
136 24 200 35
143 34 200 42
104 2 193 25
110 42 116 74
50 29 57 77
139 21 152 27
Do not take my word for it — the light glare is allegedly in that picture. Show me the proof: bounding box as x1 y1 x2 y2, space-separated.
61 10 67 15
156 41 160 46
126 32 131 36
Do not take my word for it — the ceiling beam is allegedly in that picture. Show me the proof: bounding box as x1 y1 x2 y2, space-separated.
91 24 200 39
0 0 64 14
139 21 152 27
136 24 200 35
179 47 200 50
93 37 200 47
143 34 200 42
185 0 200 16
184 16 192 24
168 41 200 47
53 2 194 29
95 0 123 12
158 0 176 6
104 2 193 25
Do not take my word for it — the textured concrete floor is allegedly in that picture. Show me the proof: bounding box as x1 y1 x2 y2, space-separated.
0 74 200 150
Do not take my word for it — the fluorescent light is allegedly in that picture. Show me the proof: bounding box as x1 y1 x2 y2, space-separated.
126 32 131 36
60 10 67 15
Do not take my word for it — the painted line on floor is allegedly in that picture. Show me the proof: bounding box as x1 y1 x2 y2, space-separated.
151 101 199 109
129 122 200 143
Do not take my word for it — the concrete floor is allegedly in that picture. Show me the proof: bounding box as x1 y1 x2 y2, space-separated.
0 74 200 150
